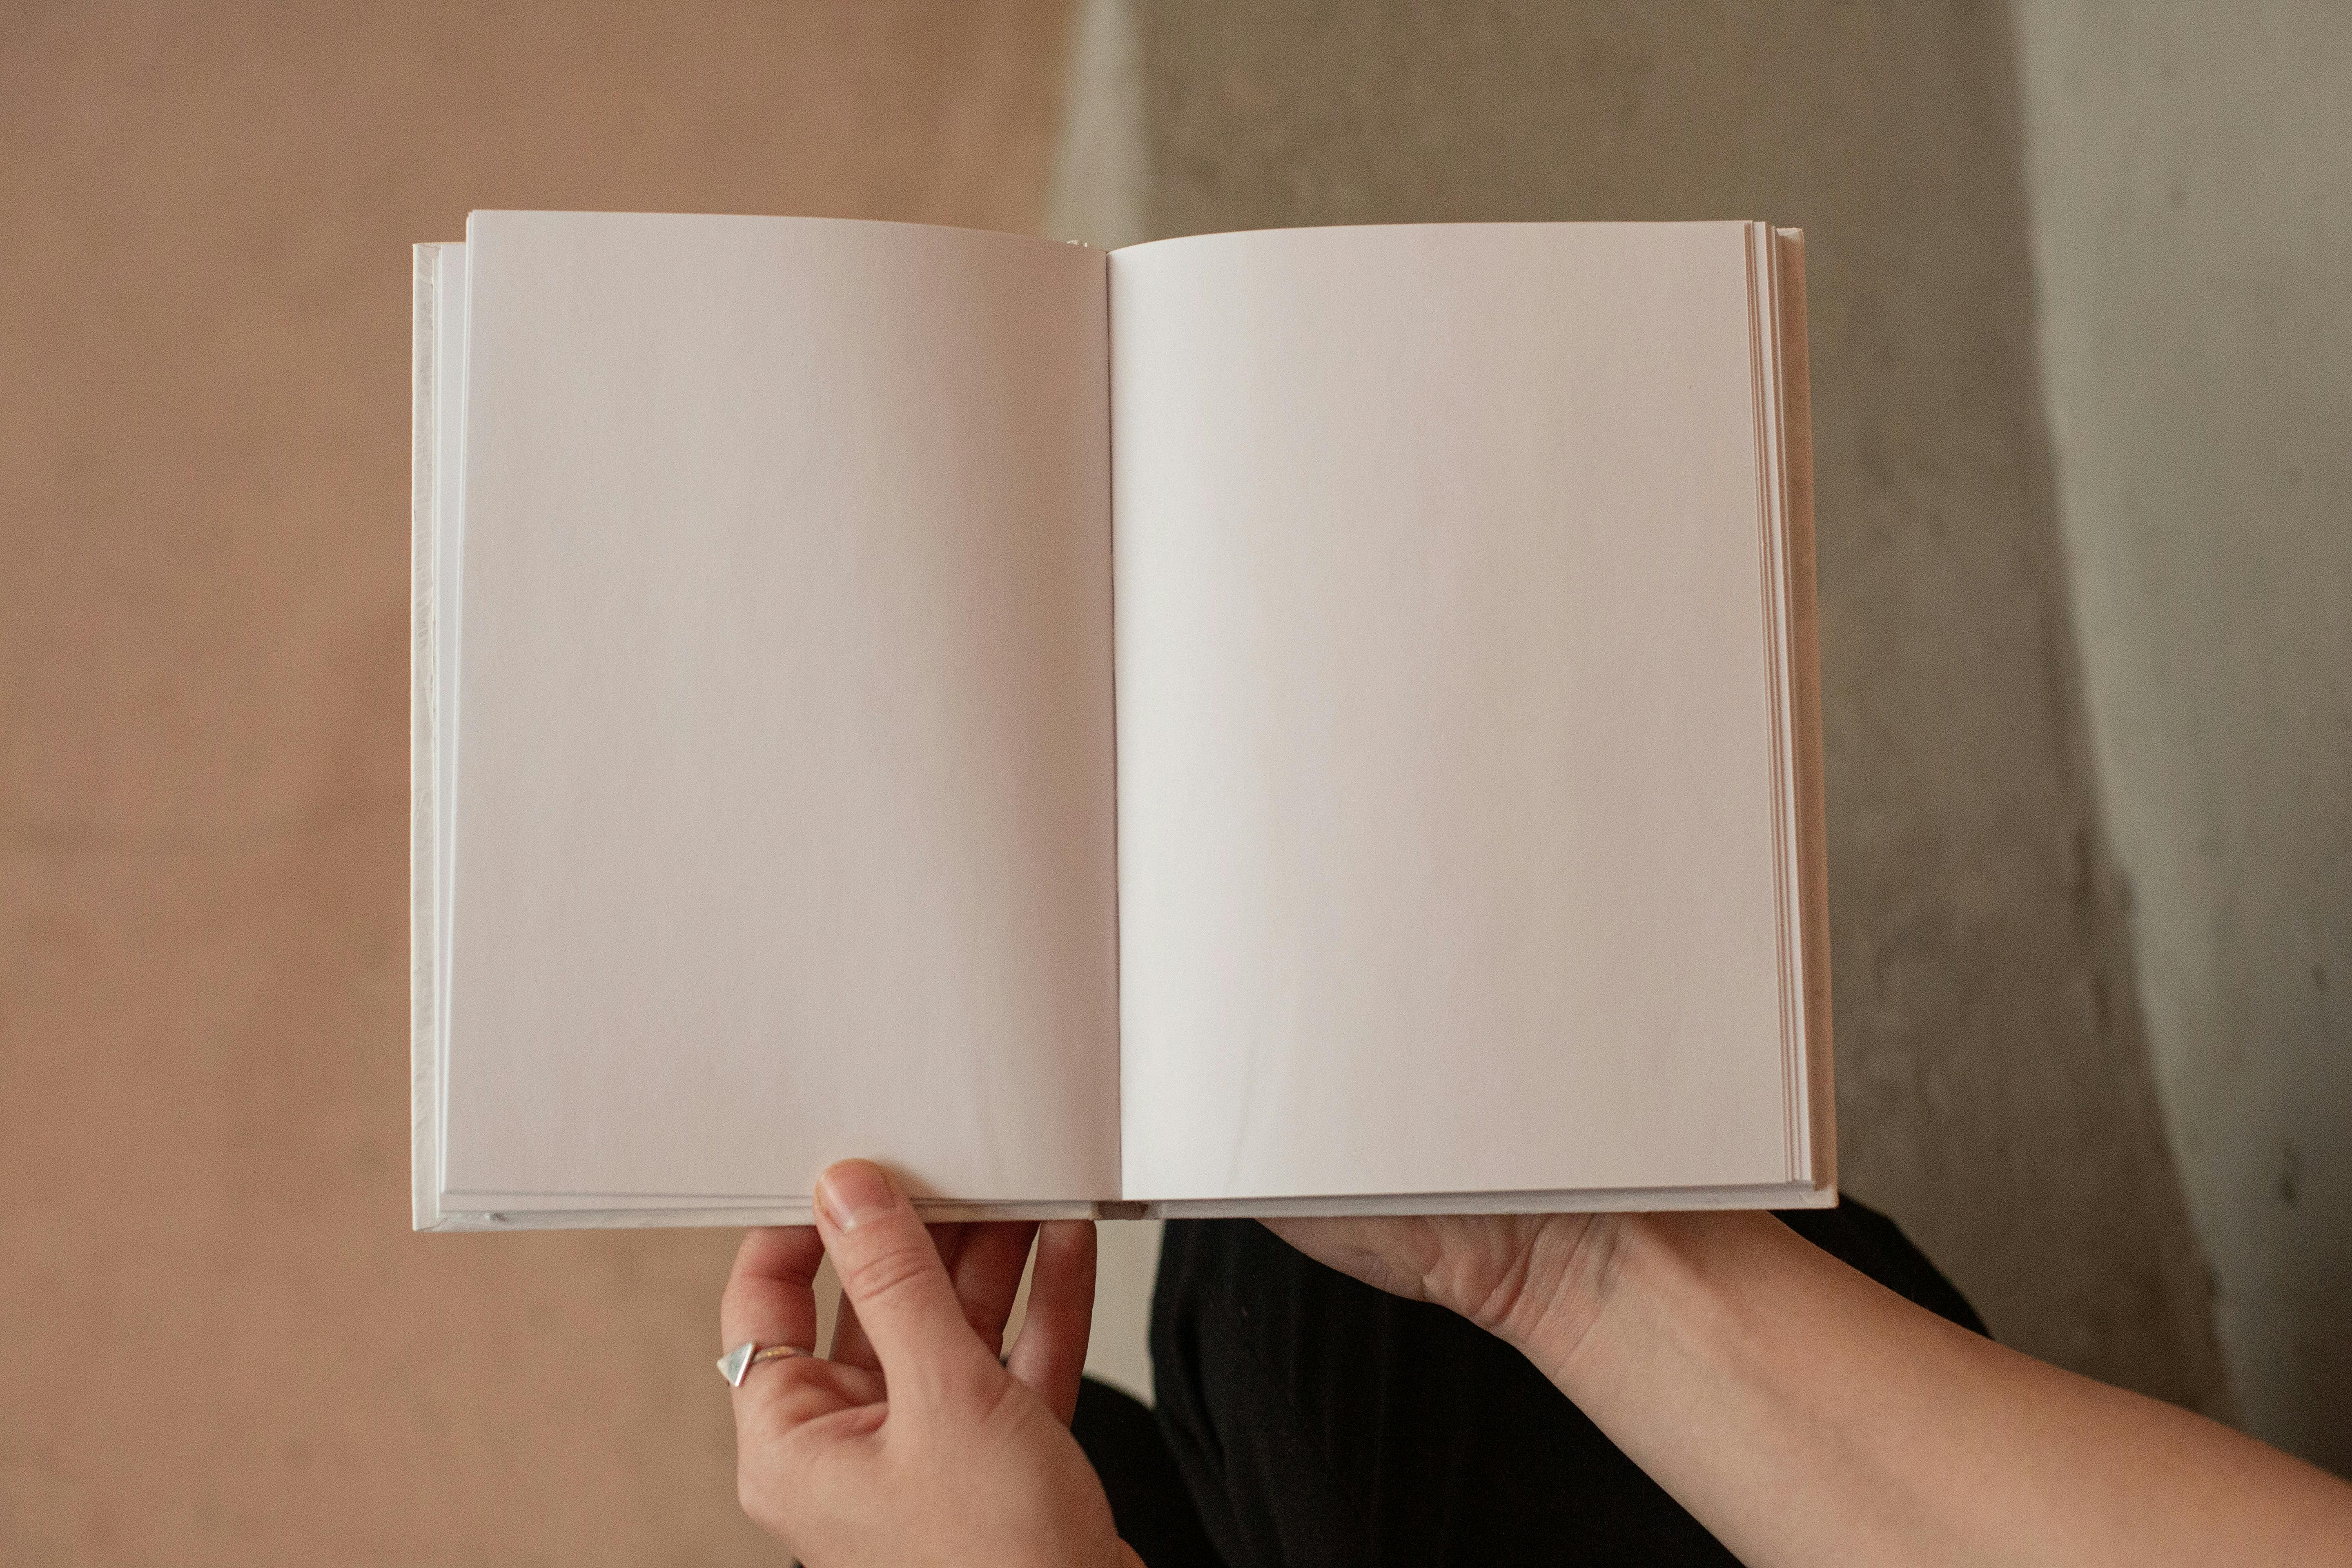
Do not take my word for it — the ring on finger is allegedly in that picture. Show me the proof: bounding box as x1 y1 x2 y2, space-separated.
717 1341 815 1386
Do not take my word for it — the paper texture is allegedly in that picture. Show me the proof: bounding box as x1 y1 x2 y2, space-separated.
438 213 1120 1205
1109 223 1805 1201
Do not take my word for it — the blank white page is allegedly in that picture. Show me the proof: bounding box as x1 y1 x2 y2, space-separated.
1111 223 1799 1201
442 213 1118 1205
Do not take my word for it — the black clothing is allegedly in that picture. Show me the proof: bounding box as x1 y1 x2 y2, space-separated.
1072 1201 1983 1567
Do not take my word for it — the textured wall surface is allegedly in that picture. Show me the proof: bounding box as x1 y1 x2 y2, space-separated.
2016 0 2352 1470
0 4 1071 1562
1052 0 2231 1416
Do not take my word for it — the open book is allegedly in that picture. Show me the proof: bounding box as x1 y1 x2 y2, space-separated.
411 212 1833 1230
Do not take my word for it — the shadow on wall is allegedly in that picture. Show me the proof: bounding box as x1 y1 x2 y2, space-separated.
2013 0 2352 1474
1051 0 2231 1419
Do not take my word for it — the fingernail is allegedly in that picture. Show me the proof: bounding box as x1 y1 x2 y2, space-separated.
817 1161 896 1231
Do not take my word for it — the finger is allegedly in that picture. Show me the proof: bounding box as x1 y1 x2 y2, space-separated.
740 1354 887 1437
721 1227 859 1429
830 1223 971 1373
722 1227 825 1354
1005 1219 1095 1424
813 1160 998 1407
828 1295 874 1370
949 1221 1040 1358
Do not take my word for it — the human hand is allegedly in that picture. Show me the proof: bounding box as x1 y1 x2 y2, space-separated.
721 1159 1143 1568
1261 1209 1626 1380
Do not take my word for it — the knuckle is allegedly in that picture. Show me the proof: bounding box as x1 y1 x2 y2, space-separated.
735 1463 786 1535
838 1241 935 1307
737 1425 828 1543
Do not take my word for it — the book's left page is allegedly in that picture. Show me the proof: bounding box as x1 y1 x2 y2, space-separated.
418 212 1118 1228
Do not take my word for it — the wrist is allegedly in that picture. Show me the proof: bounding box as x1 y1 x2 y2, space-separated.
1509 1209 1788 1398
1481 1210 1639 1383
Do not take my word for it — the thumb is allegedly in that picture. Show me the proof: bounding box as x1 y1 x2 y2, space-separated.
814 1161 996 1401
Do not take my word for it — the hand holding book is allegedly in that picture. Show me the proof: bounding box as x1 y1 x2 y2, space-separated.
721 1162 1136 1568
1262 1205 2352 1566
720 1165 2352 1565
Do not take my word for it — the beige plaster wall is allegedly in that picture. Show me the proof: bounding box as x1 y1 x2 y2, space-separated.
0 4 1071 1562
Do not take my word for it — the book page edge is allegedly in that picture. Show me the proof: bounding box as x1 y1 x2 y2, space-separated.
421 1183 1835 1232
411 243 447 1232
1775 225 1838 1197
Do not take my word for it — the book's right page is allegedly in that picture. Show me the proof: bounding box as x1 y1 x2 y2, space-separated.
1110 223 1823 1208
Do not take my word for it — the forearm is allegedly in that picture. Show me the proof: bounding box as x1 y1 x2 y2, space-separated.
1516 1210 2352 1568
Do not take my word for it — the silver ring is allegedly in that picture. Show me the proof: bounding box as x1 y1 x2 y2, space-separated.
717 1341 814 1386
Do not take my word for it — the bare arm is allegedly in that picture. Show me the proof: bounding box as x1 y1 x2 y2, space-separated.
1268 1209 2352 1567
